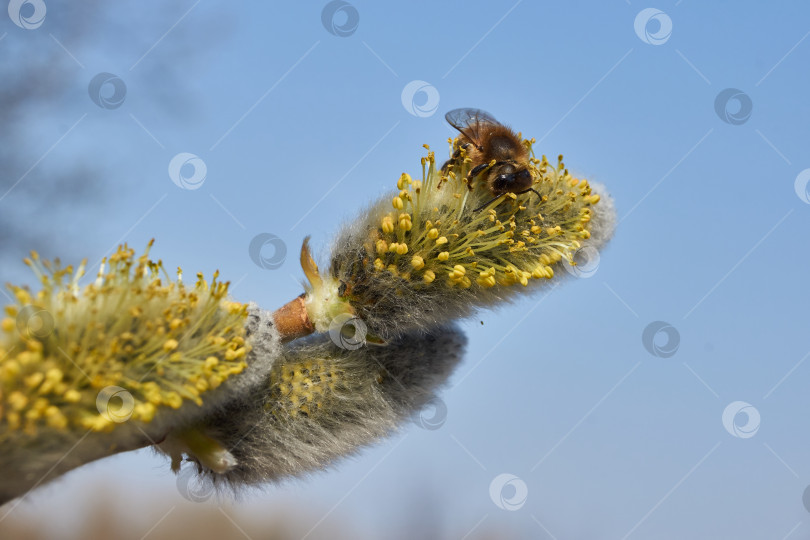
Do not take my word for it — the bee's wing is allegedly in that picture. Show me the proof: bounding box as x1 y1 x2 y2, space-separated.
445 108 501 146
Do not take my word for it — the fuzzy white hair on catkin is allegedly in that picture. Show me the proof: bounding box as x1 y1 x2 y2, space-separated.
583 181 617 250
185 325 466 495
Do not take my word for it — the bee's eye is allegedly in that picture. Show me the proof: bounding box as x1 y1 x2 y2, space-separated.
515 169 531 181
493 173 514 190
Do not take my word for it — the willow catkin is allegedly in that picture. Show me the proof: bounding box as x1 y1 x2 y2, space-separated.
303 144 616 341
167 325 465 491
0 243 281 502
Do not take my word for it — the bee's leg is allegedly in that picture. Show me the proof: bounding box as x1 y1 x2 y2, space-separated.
441 143 470 173
441 150 460 173
468 163 489 179
472 194 506 213
516 187 542 200
466 163 491 190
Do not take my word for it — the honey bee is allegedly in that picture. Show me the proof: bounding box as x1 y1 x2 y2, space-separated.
442 108 540 211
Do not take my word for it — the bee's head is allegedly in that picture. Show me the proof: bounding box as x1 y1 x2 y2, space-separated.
490 163 532 193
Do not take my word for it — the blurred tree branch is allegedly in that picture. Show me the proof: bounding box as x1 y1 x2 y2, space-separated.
0 2 223 266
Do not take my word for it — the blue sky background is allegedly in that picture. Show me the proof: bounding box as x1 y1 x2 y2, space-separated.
2 1 810 538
